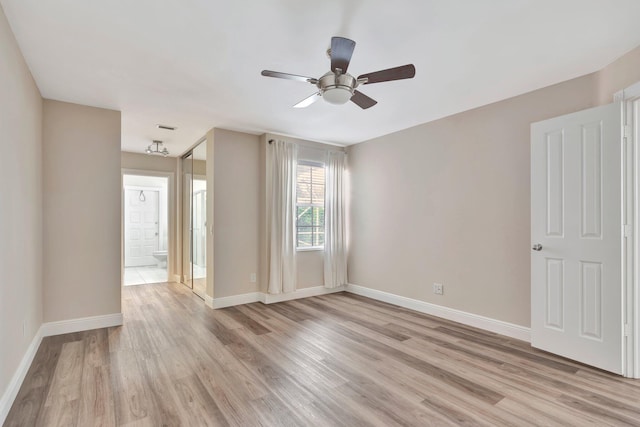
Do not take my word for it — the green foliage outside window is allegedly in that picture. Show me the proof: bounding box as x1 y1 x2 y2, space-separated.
296 163 325 248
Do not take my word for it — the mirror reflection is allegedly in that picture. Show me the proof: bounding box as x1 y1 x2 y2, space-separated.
181 140 207 299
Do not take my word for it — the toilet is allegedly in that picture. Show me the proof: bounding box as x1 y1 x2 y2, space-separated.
152 250 167 268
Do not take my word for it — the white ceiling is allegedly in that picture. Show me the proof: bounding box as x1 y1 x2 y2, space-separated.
2 0 640 156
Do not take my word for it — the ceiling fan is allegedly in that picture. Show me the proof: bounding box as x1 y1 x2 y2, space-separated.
261 36 416 109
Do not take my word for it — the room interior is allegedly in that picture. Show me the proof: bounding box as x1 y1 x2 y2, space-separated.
3 1 640 425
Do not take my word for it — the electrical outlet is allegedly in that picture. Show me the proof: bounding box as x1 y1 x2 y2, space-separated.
433 283 444 295
250 273 257 283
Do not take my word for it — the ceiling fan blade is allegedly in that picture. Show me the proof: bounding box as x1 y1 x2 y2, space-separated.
350 90 377 109
261 70 318 84
330 36 356 73
358 64 416 84
293 92 322 108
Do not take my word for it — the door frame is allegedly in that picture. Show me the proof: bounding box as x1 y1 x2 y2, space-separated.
121 169 176 286
615 82 640 378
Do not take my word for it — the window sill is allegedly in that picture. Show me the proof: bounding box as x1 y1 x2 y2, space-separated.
296 247 324 252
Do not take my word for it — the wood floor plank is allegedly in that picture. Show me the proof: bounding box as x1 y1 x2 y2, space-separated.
37 340 85 426
219 306 271 335
297 299 505 405
77 365 116 427
110 349 154 425
138 354 187 426
6 281 640 426
247 395 306 427
172 375 229 426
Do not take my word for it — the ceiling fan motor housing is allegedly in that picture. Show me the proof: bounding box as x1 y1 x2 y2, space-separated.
319 72 355 104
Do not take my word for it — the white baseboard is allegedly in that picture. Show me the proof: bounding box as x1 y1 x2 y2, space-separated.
204 294 214 308
346 283 530 342
40 313 124 337
208 292 261 309
0 326 43 425
262 285 346 304
207 285 347 309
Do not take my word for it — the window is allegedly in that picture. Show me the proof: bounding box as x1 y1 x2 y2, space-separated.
296 162 325 249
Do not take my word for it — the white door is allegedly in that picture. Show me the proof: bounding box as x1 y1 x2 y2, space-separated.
124 189 159 267
531 102 623 374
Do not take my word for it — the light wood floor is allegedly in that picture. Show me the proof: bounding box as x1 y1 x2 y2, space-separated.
5 283 640 426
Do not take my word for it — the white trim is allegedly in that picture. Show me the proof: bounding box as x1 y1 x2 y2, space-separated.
208 292 262 309
263 285 346 304
346 283 531 342
614 90 624 103
206 286 347 309
204 294 214 308
0 326 43 425
296 247 323 252
620 86 640 378
40 313 123 337
615 81 640 103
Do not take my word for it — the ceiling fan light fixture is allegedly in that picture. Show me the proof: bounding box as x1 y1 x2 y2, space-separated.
322 86 353 105
318 72 355 105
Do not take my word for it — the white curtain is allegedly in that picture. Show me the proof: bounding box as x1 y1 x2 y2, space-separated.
324 151 348 288
268 140 298 294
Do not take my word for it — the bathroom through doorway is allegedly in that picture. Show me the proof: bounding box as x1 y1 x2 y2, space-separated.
122 174 169 285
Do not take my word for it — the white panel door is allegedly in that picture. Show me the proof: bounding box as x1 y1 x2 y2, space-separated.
531 102 623 374
124 189 159 267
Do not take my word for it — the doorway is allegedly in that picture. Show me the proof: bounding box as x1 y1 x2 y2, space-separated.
123 174 169 285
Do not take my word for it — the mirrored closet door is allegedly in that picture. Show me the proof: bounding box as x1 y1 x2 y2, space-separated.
181 140 207 299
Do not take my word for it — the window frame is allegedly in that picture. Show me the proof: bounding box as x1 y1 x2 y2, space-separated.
295 160 325 251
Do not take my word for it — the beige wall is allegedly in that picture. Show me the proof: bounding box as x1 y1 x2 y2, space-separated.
0 3 43 404
348 74 598 327
348 45 640 328
121 151 178 173
296 250 324 289
121 151 179 278
43 100 121 322
212 129 260 298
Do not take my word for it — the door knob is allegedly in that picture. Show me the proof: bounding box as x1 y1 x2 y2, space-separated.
532 244 542 251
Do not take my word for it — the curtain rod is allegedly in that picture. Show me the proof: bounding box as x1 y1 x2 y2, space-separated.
268 138 345 152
